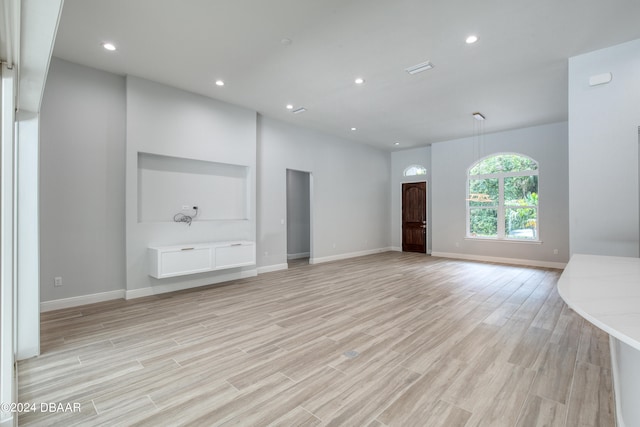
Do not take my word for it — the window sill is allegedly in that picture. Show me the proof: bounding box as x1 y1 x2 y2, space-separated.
464 237 543 245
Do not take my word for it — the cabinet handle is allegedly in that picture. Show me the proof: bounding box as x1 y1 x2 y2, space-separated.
231 243 242 246
181 247 195 251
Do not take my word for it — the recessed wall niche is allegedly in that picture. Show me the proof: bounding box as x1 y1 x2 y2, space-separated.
137 152 249 223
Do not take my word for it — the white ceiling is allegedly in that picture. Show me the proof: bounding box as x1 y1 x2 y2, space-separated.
52 0 640 151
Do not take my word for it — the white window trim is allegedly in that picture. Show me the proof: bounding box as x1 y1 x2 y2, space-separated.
464 237 543 245
466 153 540 242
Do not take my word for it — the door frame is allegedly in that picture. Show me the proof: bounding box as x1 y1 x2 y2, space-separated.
401 180 428 254
285 168 314 263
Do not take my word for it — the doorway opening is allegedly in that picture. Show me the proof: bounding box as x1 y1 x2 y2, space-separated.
402 181 427 253
286 169 312 267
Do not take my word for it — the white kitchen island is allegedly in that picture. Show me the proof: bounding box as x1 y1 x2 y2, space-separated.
558 254 640 427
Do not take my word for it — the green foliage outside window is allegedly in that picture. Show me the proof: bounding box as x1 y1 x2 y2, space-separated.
469 154 537 175
469 179 498 207
470 208 497 237
468 154 539 240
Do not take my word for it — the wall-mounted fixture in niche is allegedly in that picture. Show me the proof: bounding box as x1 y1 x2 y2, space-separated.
138 152 249 223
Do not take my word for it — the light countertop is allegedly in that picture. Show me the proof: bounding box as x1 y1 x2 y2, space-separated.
557 254 640 351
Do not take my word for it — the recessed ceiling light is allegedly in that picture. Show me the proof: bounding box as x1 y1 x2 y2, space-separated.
215 80 225 87
280 38 292 45
394 142 400 146
286 104 294 110
102 42 116 51
292 107 307 114
354 77 365 85
405 61 434 75
351 127 357 131
466 35 478 44
472 112 486 120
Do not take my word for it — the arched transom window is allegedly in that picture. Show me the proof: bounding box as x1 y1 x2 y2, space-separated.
403 164 427 177
467 153 539 240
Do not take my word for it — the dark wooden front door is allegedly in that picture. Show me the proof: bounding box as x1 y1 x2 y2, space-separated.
402 182 426 253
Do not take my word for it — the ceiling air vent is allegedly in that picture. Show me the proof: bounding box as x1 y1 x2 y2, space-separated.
292 107 307 114
405 61 434 75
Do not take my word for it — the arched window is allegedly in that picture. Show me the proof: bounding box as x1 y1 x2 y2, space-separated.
467 153 539 240
403 164 427 177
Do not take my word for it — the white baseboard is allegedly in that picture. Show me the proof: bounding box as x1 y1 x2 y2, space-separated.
310 247 392 265
41 269 260 311
124 287 154 300
125 269 258 300
40 289 125 312
430 251 566 269
257 263 289 274
287 252 310 260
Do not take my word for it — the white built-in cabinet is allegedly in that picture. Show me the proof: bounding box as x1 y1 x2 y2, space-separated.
148 241 255 279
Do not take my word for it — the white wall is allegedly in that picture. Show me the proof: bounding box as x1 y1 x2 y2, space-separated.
40 60 390 301
17 114 40 358
286 169 310 258
390 146 432 252
125 76 257 295
431 122 569 267
568 38 640 427
138 153 249 222
568 38 640 257
40 58 126 302
258 115 390 270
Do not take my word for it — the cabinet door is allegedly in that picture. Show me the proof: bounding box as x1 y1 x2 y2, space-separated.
215 243 255 269
158 247 213 278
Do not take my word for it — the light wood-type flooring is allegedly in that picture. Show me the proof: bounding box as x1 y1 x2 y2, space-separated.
18 252 615 426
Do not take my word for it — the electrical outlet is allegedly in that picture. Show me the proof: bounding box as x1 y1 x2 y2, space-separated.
182 205 190 210
553 249 559 255
54 277 63 287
